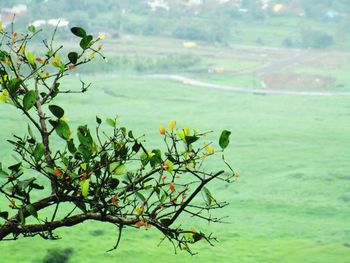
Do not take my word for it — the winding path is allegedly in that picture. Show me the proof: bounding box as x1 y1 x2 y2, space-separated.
149 74 350 97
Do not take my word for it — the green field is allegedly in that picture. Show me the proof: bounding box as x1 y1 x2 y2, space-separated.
1 74 349 262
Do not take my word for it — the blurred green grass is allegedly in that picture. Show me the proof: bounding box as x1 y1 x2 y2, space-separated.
0 75 349 262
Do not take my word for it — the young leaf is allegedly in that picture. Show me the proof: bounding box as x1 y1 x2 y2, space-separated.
28 25 36 33
71 27 87 38
219 130 231 150
23 90 37 111
52 53 60 67
109 162 126 175
80 179 90 197
106 118 116 127
48 105 64 119
115 165 126 175
27 52 35 65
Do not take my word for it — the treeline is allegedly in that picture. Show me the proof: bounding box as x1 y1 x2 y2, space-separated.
3 0 350 48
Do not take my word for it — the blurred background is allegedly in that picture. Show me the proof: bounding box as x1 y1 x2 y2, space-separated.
0 1 350 262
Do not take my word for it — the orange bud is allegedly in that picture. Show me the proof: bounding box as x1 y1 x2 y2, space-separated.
9 199 15 208
170 182 175 192
162 176 167 182
111 196 119 205
182 195 187 202
35 57 44 63
68 65 76 70
54 168 63 177
12 32 18 39
135 221 145 227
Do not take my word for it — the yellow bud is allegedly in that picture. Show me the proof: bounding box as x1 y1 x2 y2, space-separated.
98 33 105 40
168 120 176 132
159 124 166 135
183 127 190 136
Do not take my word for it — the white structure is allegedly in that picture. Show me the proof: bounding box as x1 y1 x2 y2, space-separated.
31 20 46 27
2 4 27 15
47 19 69 27
29 19 69 28
148 0 170 11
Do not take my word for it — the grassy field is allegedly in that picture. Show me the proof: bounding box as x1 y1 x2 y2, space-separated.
0 74 349 262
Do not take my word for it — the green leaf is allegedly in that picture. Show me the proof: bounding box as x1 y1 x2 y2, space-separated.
106 118 115 127
202 187 214 206
160 192 168 204
192 233 203 243
150 149 162 168
25 204 38 218
96 116 102 124
219 130 231 150
8 78 22 94
71 27 86 38
164 160 174 173
109 162 126 175
132 142 141 153
68 52 78 64
55 120 71 140
140 152 149 166
0 162 9 178
23 90 37 111
33 143 45 162
0 50 9 61
27 52 35 65
77 125 93 149
115 164 126 175
135 192 146 203
160 218 172 227
18 177 35 191
80 179 90 197
0 211 9 220
78 145 91 162
27 124 36 140
49 105 64 118
80 35 93 50
8 162 21 172
185 135 199 145
28 25 36 33
67 139 77 153
19 209 25 226
109 178 119 189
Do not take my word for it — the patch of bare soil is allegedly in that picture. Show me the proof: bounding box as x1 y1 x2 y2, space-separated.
263 73 335 91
